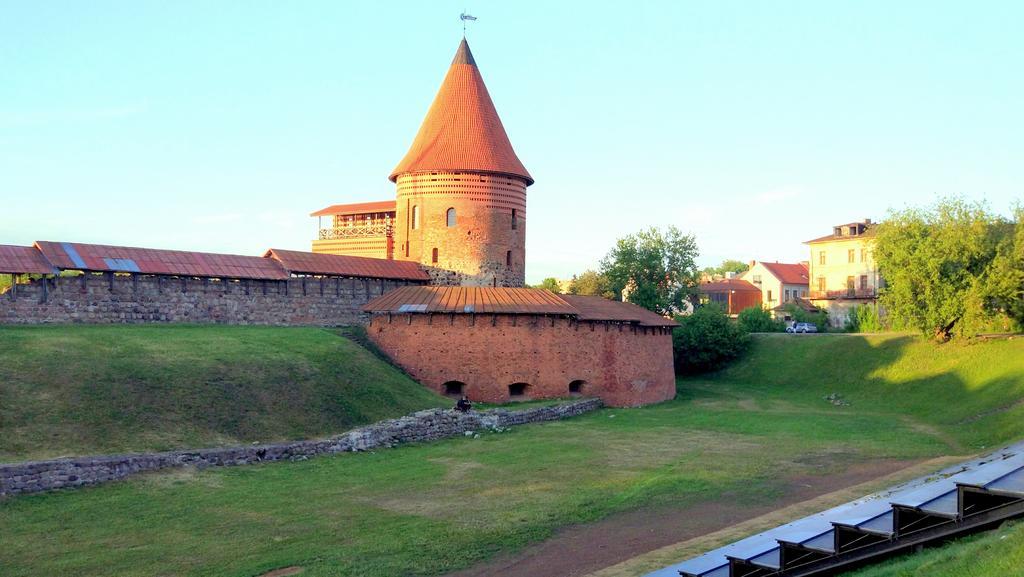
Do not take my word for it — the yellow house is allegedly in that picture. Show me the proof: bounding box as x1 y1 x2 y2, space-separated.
738 261 809 312
805 220 881 327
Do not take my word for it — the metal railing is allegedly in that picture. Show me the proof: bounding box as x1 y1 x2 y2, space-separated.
810 288 877 299
318 223 392 240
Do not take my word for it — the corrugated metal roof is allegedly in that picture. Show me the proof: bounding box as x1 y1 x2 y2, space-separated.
0 244 57 274
265 249 429 281
389 38 533 185
309 200 396 217
34 241 289 280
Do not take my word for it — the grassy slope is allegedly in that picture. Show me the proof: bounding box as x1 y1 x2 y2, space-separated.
0 325 448 461
705 334 1024 450
2 334 1024 576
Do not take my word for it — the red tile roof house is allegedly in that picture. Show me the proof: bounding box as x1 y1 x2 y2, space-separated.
738 261 810 313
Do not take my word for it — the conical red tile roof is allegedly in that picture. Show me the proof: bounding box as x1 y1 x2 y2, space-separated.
389 38 533 185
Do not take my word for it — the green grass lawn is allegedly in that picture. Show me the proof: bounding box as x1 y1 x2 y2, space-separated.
2 333 1023 576
0 325 448 461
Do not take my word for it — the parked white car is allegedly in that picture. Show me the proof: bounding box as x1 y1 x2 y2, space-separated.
787 322 819 333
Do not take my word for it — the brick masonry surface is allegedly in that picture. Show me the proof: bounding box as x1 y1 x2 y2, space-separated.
367 314 677 407
394 172 528 287
0 274 420 325
0 399 602 497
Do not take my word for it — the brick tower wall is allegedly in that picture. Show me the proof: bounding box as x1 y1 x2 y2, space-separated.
393 172 526 287
366 313 677 408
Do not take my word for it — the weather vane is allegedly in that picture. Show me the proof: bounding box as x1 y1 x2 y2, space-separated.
460 11 477 35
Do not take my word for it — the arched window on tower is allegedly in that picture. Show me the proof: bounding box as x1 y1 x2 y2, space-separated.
446 207 456 227
506 250 512 267
432 248 439 263
511 209 518 230
411 205 419 230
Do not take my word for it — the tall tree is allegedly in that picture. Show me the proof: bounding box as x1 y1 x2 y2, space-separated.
534 277 562 293
568 270 614 298
600 226 699 315
874 199 1011 340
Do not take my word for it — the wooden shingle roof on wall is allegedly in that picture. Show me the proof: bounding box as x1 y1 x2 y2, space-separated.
364 287 678 327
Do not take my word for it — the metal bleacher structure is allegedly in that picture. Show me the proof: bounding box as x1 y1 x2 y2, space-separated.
647 441 1024 577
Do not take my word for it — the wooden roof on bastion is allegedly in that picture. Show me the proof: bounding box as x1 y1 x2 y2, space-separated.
364 286 678 327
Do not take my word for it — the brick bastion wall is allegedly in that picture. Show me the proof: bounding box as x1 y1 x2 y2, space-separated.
0 398 602 497
367 314 677 407
0 274 421 325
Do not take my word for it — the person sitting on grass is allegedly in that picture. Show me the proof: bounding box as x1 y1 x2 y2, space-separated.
455 395 472 412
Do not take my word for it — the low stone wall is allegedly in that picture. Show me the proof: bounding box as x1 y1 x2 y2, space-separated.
0 274 422 326
0 398 602 497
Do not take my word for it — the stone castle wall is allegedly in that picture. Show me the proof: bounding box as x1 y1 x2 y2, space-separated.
367 314 677 407
394 172 527 287
0 273 421 325
0 399 602 497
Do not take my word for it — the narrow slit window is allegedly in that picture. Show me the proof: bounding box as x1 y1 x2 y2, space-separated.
432 248 439 264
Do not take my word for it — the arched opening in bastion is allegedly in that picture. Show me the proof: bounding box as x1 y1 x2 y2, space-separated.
508 382 530 399
569 380 586 396
443 381 466 396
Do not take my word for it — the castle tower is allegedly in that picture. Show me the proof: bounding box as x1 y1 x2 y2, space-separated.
390 38 533 287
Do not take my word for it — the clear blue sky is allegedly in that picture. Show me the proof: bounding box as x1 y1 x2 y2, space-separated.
3 1 1022 283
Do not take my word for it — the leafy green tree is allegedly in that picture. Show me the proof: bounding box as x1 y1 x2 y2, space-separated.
567 270 615 298
534 277 562 293
672 304 750 374
737 306 784 333
600 226 700 315
701 259 751 279
979 206 1024 329
874 199 1011 340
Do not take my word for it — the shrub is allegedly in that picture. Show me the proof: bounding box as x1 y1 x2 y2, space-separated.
737 306 785 333
845 304 885 333
673 304 750 374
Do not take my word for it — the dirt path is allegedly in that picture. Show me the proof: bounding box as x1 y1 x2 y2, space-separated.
444 458 934 577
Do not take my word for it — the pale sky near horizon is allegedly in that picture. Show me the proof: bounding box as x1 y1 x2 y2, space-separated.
2 1 1022 283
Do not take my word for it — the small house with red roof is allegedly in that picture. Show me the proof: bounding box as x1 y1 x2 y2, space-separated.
739 261 810 312
699 278 762 316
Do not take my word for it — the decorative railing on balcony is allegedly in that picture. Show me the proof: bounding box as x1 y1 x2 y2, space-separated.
318 223 392 240
810 288 877 299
